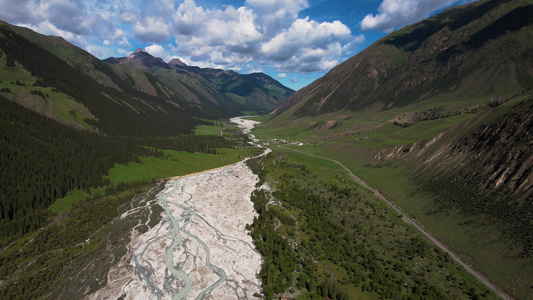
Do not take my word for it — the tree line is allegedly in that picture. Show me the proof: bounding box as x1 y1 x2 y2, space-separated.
0 97 237 240
0 179 154 299
248 188 298 299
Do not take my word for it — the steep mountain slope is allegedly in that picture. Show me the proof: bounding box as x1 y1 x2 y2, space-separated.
272 0 533 203
105 49 293 114
0 21 211 135
3 22 191 105
275 0 533 117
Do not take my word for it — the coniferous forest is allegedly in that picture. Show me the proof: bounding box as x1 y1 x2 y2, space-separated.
0 22 255 299
0 93 245 299
246 152 495 300
0 23 247 242
0 96 236 240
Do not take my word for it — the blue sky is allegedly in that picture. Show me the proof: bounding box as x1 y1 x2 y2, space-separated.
1 0 474 90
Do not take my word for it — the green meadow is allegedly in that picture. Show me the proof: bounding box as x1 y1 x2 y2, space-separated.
51 147 253 214
50 120 254 214
0 59 97 130
103 148 252 185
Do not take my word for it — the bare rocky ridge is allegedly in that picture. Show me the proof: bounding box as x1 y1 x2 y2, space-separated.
373 97 533 202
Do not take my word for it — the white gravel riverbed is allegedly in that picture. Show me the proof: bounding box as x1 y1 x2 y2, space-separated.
87 117 264 300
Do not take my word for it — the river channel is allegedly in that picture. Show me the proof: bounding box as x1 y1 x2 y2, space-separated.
89 117 265 300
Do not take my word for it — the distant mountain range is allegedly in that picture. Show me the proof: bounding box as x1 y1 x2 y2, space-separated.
105 49 293 114
0 20 292 136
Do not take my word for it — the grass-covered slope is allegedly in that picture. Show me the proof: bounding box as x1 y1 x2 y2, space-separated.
255 94 533 299
0 96 157 237
275 0 533 118
0 22 207 135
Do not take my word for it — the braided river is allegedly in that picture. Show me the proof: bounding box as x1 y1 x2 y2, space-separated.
88 118 265 300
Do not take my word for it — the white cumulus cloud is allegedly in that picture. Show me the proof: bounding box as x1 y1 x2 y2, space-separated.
245 0 309 36
360 0 472 32
168 0 363 73
145 44 171 61
1 0 366 75
134 17 171 43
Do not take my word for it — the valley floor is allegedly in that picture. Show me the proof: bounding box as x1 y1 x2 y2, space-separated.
87 119 265 300
88 160 262 300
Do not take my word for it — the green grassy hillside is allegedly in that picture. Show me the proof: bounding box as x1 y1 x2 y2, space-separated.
275 0 533 118
253 92 533 299
262 3 533 297
0 54 97 130
0 22 207 135
254 2 533 295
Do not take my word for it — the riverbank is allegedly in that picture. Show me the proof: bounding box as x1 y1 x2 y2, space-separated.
87 118 263 300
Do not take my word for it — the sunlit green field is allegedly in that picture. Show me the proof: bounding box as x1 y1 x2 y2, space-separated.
103 148 253 185
51 147 253 213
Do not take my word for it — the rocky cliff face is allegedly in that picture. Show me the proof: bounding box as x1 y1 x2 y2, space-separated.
370 96 533 258
448 99 533 200
374 96 533 202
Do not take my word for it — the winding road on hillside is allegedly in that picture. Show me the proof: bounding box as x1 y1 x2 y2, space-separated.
278 145 515 300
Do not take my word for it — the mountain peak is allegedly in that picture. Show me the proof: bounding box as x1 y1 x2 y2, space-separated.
169 58 187 67
128 48 149 58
